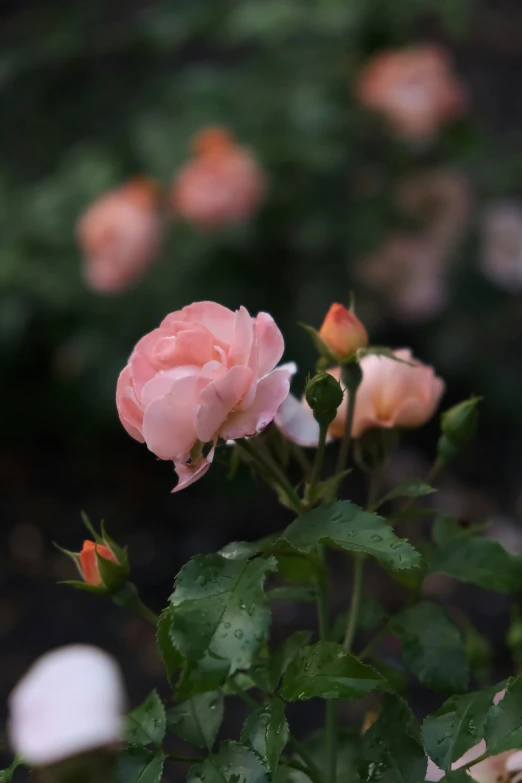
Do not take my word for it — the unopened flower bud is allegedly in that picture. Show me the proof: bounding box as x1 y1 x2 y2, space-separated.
57 519 130 594
305 371 344 427
318 303 368 361
437 396 481 465
80 541 118 587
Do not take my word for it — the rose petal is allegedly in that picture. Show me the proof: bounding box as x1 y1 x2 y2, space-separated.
116 366 145 442
195 365 255 443
274 392 323 447
228 306 254 368
255 312 285 377
221 366 291 440
173 447 215 492
180 301 236 345
142 374 201 460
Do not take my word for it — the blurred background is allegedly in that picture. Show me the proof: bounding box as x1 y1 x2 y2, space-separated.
3 0 522 775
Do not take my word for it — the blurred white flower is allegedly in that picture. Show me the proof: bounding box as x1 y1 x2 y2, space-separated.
8 645 126 767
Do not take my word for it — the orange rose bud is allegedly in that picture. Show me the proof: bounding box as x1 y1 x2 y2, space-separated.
79 540 118 587
318 304 368 360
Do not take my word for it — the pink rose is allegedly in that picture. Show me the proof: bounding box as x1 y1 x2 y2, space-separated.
170 127 266 228
77 179 163 294
116 301 292 490
276 350 444 446
357 46 466 140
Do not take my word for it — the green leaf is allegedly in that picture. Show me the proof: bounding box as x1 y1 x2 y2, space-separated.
156 608 183 683
422 685 501 772
428 535 522 594
376 479 436 508
167 691 224 750
178 654 231 700
0 758 22 782
241 700 289 774
116 747 165 783
360 694 427 783
280 641 385 700
331 597 387 642
390 602 469 693
251 631 313 692
277 501 421 570
267 586 318 602
306 470 351 505
485 676 522 753
275 729 362 783
127 691 166 746
187 741 269 783
276 553 318 584
169 554 277 684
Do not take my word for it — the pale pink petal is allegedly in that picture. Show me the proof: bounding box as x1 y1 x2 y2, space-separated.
153 326 216 368
140 366 201 408
275 393 322 447
228 306 254 367
173 448 215 492
255 312 285 377
180 301 236 345
142 374 201 460
195 365 254 443
221 366 291 440
116 366 144 442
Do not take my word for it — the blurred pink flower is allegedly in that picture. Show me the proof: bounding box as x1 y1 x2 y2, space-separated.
171 127 266 228
357 45 466 140
481 203 522 289
77 179 163 294
276 350 444 445
357 171 472 322
116 301 291 490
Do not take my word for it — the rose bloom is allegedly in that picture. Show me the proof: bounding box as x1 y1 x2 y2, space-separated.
276 349 444 446
481 203 522 289
8 646 126 767
357 45 466 140
171 127 266 228
79 540 118 586
117 301 292 490
77 178 162 293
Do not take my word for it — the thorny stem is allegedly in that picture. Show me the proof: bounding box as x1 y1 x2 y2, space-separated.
335 363 362 477
308 423 329 500
236 440 305 514
342 554 365 650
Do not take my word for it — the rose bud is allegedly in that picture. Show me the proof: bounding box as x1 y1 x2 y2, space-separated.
318 304 368 361
8 645 126 767
170 127 266 228
80 540 118 587
57 520 130 594
437 396 481 465
304 371 344 428
116 301 292 491
77 178 163 294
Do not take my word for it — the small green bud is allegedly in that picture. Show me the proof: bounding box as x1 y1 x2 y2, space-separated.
437 396 481 465
305 371 344 427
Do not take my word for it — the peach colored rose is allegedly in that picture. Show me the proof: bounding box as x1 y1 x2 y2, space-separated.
276 350 444 446
171 127 266 228
357 46 466 140
116 301 292 490
77 178 163 293
481 203 522 289
79 540 118 587
319 303 368 360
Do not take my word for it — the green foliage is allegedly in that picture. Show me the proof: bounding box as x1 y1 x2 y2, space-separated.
240 700 289 774
280 641 385 700
126 690 166 746
484 676 522 753
168 554 276 692
187 741 269 783
390 602 469 693
156 608 183 683
376 478 436 508
116 748 165 783
422 685 500 772
167 691 224 751
427 519 522 594
277 501 421 570
251 631 312 692
360 695 427 783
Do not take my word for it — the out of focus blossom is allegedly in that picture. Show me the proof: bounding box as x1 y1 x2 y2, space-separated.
427 743 516 783
9 646 126 767
357 171 472 322
481 203 522 289
77 179 163 293
116 301 291 491
276 350 444 445
171 127 266 228
357 46 466 140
